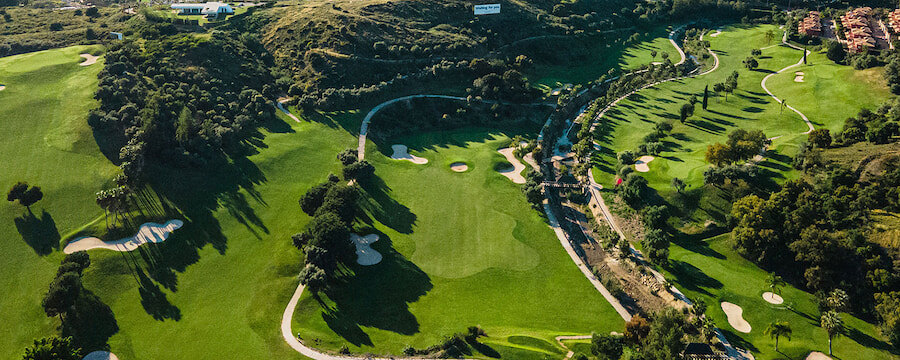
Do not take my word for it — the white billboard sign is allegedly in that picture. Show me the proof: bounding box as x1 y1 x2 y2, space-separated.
474 4 500 15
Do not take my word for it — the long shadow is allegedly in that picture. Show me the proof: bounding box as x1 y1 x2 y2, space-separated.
136 268 181 321
357 174 417 234
62 289 119 352
673 233 727 259
721 329 759 353
846 327 900 354
14 209 61 255
666 260 723 296
322 232 432 342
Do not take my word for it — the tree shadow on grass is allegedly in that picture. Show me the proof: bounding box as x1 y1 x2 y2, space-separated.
62 289 119 352
322 232 432 343
666 260 723 297
136 268 181 321
357 174 416 235
14 209 61 255
846 327 900 354
720 329 759 353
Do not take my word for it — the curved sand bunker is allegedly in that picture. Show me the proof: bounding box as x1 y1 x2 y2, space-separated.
805 352 831 360
497 147 526 184
794 71 805 82
0 85 5 91
79 53 99 66
634 155 655 172
63 220 184 254
83 351 119 360
762 292 784 305
351 233 382 265
721 302 752 333
709 30 722 37
390 144 428 164
450 162 468 172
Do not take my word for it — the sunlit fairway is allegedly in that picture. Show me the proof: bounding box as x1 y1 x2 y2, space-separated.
292 126 625 359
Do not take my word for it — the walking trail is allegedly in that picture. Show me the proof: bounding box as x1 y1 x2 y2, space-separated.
276 98 301 122
760 31 815 134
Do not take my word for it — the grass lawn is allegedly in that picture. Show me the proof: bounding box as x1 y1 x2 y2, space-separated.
0 45 120 359
765 49 889 134
530 26 678 91
292 125 625 359
663 234 898 360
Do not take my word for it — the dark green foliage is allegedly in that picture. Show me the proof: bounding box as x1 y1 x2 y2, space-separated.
91 31 276 175
305 212 351 258
299 182 334 216
887 57 900 94
679 103 694 123
839 104 900 145
315 184 358 225
291 232 312 249
61 252 90 274
619 173 649 207
702 85 708 110
826 40 846 63
641 229 670 264
22 336 82 360
642 309 687 359
42 272 82 319
337 149 358 166
7 181 28 202
342 160 375 181
469 70 541 102
641 205 669 229
304 245 337 275
298 264 328 294
617 150 636 165
808 129 832 148
591 333 623 360
19 186 43 208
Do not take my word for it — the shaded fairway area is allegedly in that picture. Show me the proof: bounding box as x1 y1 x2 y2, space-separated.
292 126 625 359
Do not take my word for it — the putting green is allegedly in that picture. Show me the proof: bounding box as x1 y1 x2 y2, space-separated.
292 126 624 358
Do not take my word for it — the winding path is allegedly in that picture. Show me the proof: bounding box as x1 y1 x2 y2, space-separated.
276 98 301 123
760 32 815 134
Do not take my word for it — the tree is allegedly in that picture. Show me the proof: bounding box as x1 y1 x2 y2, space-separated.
768 273 786 295
679 103 694 123
175 107 193 145
764 321 792 352
808 129 832 148
41 272 82 321
590 333 623 360
316 184 358 224
642 229 670 264
751 48 762 57
825 289 850 313
7 182 28 202
84 6 98 17
299 182 333 215
713 83 725 101
764 29 776 44
744 56 759 70
724 82 734 101
705 143 732 166
644 308 686 359
19 186 43 209
298 264 327 294
343 160 375 181
305 212 352 260
671 177 686 194
619 173 649 207
22 336 82 360
337 148 358 166
702 85 709 110
617 150 636 165
821 311 844 355
826 41 845 63
623 314 651 345
60 252 90 274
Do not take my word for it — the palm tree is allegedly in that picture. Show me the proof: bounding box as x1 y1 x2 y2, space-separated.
768 272 786 295
764 321 792 352
821 311 844 356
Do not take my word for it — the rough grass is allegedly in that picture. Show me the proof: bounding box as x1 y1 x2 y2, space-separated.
292 126 625 359
663 234 897 360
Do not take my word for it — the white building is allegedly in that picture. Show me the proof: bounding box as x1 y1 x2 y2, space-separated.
171 2 234 17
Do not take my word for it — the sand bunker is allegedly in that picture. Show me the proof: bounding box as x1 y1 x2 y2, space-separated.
523 153 540 171
794 71 805 82
0 85 5 91
497 147 526 184
634 155 655 172
83 351 119 360
450 162 468 172
390 144 428 164
709 30 722 37
79 53 99 66
806 352 831 360
351 233 382 266
63 220 183 254
763 292 784 305
721 302 752 333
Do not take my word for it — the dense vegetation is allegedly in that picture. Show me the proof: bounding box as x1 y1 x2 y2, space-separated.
0 7 130 56
89 29 277 178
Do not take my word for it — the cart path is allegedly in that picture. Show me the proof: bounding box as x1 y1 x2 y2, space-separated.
760 32 815 134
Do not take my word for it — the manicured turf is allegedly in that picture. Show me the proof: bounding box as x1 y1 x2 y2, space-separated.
530 26 677 90
0 45 119 359
0 45 353 358
765 48 890 134
292 126 625 359
663 234 897 360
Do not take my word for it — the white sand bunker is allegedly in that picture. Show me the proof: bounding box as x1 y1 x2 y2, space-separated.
450 162 468 172
63 219 184 254
79 53 99 66
497 147 526 184
83 351 119 360
351 233 382 266
805 352 831 360
794 71 805 82
762 292 784 304
721 302 752 333
710 30 722 37
0 85 5 91
390 144 428 164
634 155 655 172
